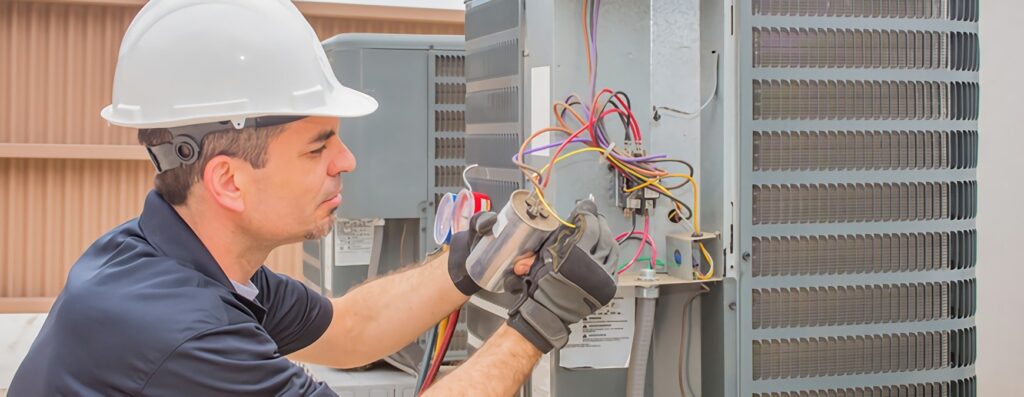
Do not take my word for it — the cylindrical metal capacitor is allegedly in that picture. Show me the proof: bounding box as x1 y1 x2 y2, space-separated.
464 189 561 292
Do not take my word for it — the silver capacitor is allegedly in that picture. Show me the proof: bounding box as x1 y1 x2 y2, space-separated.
465 189 561 292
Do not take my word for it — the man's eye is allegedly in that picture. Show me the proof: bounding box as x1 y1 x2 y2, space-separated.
311 145 327 154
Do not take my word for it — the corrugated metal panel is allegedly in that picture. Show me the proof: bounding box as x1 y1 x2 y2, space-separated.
0 1 136 145
0 158 151 297
0 159 308 297
0 1 463 146
0 0 463 305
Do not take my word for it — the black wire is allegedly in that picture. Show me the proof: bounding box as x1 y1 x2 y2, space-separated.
593 94 631 144
648 159 695 190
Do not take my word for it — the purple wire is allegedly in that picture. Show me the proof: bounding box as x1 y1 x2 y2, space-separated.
512 138 667 163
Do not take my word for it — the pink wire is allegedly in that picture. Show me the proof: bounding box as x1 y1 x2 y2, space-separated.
615 215 654 274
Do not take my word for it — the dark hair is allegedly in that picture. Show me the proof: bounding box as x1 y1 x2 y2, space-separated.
138 125 286 205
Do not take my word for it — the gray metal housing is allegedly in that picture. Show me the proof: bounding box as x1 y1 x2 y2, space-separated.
302 33 469 364
463 0 979 396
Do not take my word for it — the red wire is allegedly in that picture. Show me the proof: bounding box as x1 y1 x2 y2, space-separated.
420 309 460 392
540 88 641 189
612 92 641 140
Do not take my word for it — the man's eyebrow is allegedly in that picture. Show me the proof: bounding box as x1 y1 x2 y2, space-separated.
309 129 336 145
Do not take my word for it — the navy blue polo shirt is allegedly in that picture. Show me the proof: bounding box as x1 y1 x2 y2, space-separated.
9 191 337 396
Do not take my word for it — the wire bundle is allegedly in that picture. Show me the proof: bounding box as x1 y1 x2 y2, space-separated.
415 308 461 394
510 87 714 280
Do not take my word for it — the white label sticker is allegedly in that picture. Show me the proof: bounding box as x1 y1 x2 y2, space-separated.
530 66 552 157
558 287 635 369
332 218 382 266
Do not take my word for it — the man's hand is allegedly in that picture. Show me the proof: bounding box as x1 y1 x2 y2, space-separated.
505 199 620 353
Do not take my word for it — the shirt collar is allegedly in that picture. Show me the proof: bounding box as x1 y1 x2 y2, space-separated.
138 190 234 291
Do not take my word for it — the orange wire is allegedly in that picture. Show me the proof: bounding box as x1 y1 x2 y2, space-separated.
582 0 591 80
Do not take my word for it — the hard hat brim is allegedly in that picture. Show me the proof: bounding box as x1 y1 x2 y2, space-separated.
101 85 379 129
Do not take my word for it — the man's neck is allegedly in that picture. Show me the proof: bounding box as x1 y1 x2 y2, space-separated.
173 204 271 284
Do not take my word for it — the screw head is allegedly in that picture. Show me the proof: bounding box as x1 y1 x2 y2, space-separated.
728 302 737 311
742 252 751 261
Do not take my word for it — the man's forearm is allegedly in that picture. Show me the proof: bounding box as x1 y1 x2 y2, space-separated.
422 324 542 396
293 250 467 367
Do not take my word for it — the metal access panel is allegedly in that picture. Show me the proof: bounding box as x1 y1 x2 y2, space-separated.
303 33 469 363
306 33 466 292
734 1 979 396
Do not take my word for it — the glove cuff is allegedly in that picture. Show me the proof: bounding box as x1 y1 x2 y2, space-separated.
448 256 481 296
507 297 569 353
447 231 482 296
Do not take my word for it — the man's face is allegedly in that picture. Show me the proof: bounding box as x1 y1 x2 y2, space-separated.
243 116 354 244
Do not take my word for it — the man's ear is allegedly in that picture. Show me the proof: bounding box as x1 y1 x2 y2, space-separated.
202 155 246 213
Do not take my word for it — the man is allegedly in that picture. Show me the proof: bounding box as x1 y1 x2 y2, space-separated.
9 1 620 396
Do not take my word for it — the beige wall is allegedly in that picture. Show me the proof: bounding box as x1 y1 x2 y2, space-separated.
0 0 463 311
977 1 1024 394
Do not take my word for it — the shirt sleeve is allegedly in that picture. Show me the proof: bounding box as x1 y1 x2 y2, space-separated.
252 266 334 355
142 324 337 396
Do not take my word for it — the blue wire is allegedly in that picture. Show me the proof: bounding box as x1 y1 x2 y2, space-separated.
415 325 438 393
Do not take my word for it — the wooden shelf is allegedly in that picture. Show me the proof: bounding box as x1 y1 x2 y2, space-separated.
0 143 150 161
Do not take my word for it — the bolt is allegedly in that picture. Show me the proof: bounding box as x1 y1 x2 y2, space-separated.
742 252 751 261
728 302 737 311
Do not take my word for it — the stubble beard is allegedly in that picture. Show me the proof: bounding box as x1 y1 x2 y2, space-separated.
304 209 337 240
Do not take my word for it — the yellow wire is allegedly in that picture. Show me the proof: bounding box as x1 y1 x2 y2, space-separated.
434 317 448 357
532 147 609 229
533 187 576 228
532 146 717 280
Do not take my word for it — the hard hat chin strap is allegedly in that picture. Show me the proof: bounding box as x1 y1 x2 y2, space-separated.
143 116 306 174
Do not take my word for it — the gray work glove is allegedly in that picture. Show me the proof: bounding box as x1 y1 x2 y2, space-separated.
447 211 497 295
505 200 620 353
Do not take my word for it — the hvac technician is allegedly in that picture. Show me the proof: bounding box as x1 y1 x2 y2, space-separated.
9 0 620 396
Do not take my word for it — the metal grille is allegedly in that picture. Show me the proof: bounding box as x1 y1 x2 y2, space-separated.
752 28 976 70
753 131 978 171
751 0 950 19
948 0 979 22
434 110 466 132
752 331 951 379
435 83 466 105
950 327 977 368
949 81 980 120
465 132 519 168
434 54 464 77
949 279 976 319
951 376 977 397
434 165 466 188
434 137 465 159
949 230 976 270
950 32 980 71
752 182 967 224
466 38 520 82
752 230 976 276
753 80 979 121
752 377 976 397
752 282 955 328
466 87 519 124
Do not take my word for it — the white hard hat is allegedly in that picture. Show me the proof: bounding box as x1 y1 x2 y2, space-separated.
101 0 378 129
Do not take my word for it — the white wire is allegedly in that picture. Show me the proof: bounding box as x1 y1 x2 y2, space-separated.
462 164 479 192
654 51 720 119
